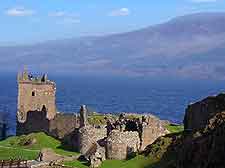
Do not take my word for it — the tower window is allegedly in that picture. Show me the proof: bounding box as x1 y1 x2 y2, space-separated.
32 91 35 96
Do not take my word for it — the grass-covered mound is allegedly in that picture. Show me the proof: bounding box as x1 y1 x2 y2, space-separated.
0 132 79 160
166 124 184 133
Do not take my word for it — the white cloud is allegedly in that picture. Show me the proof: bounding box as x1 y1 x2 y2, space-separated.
109 8 130 17
191 0 218 3
48 11 80 24
49 11 80 24
5 7 35 16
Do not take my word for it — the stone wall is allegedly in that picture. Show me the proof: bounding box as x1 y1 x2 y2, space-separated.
16 111 80 148
17 81 56 123
16 111 50 135
141 115 167 150
49 113 80 139
184 93 225 131
106 130 140 160
79 126 107 156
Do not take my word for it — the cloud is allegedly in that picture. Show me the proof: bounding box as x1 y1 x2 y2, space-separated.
5 7 35 16
191 0 218 3
49 11 80 24
109 8 130 17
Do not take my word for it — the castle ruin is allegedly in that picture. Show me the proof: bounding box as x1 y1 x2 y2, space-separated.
16 70 168 167
17 70 56 123
16 70 80 145
78 111 167 166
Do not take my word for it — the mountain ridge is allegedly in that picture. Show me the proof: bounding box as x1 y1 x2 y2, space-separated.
1 12 225 79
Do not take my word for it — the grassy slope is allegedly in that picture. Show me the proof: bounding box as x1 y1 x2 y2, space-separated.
166 124 184 133
64 156 157 168
0 132 79 160
0 146 38 160
0 125 183 166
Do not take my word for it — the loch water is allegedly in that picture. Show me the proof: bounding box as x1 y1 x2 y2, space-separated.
0 73 225 134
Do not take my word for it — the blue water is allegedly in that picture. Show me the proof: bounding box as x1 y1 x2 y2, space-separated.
1 73 225 134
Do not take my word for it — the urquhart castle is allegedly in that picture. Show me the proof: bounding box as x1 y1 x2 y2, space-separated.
16 70 168 167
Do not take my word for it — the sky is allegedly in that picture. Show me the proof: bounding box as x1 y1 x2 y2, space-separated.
0 0 225 45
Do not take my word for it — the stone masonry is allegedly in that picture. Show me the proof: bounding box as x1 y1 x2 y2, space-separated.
17 70 56 123
78 111 168 167
106 130 140 160
141 115 167 150
79 125 107 156
16 70 169 167
16 70 80 146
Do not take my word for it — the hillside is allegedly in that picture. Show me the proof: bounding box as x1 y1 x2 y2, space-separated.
1 12 225 79
0 132 78 160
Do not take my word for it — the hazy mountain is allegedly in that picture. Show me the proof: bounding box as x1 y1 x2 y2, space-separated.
1 12 225 79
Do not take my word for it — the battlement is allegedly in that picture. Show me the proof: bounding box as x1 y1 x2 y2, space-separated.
17 70 55 86
17 70 56 124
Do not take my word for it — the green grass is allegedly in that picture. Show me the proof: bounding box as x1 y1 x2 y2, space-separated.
166 124 184 133
64 155 158 168
64 160 89 168
0 146 39 160
88 114 118 125
88 114 107 125
101 156 158 168
0 132 79 160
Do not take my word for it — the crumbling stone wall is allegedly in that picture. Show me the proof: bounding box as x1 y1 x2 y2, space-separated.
184 93 225 131
79 126 107 156
49 113 80 139
141 115 167 150
16 111 49 135
16 111 80 145
106 130 140 160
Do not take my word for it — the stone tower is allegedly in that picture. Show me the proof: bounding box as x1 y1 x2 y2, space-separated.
17 69 56 123
80 105 88 127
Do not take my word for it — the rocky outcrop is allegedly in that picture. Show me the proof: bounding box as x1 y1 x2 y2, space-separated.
142 93 225 168
177 112 225 168
184 93 225 131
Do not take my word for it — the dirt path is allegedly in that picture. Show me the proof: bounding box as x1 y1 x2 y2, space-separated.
0 145 40 152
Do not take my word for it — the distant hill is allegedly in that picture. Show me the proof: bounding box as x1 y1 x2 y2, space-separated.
1 12 225 79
